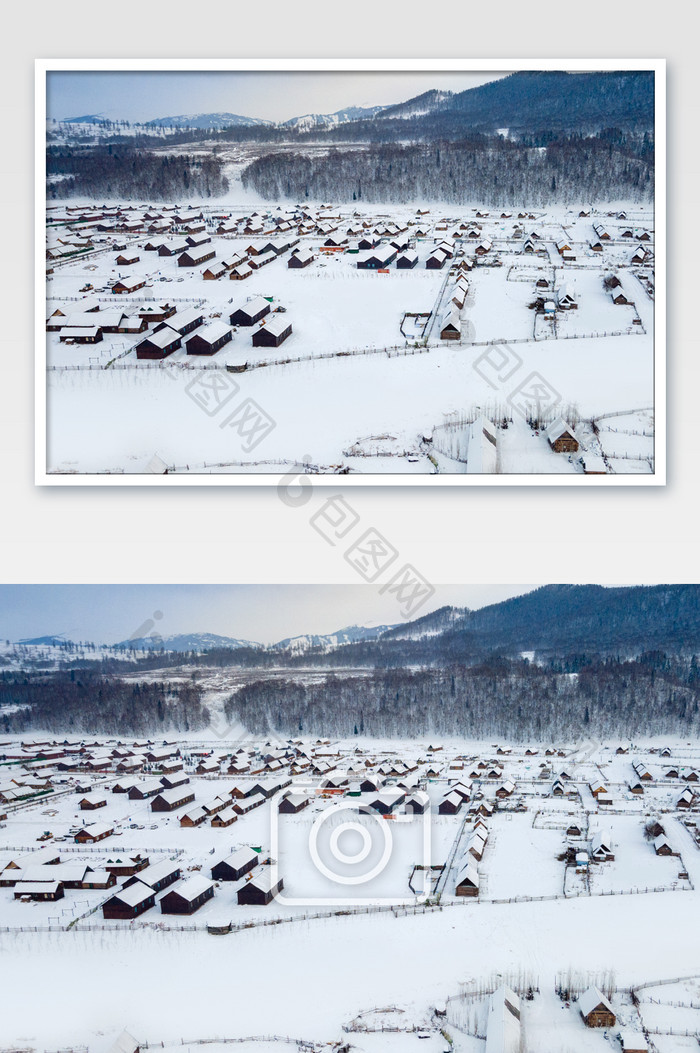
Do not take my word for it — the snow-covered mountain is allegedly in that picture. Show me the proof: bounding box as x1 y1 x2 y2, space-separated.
144 112 272 130
274 623 398 655
115 632 262 652
380 605 469 641
61 114 111 125
282 104 388 132
377 89 454 120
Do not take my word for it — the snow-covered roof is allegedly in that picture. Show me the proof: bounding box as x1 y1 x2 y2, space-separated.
188 320 230 345
60 327 100 339
154 786 192 805
485 985 521 1053
111 880 154 908
166 874 213 902
591 831 612 853
245 869 280 894
257 314 291 339
544 418 576 442
455 859 479 887
14 881 62 895
578 986 614 1019
619 1030 648 1052
139 327 181 351
107 1029 140 1053
220 847 259 870
76 822 113 838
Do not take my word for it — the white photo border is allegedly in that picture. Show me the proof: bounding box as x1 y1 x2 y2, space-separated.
35 57 666 487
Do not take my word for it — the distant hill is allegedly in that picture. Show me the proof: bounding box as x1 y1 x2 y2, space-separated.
144 112 271 130
275 623 398 654
378 89 454 121
380 605 468 641
283 104 388 132
444 71 655 133
115 632 262 652
17 635 75 647
62 114 110 125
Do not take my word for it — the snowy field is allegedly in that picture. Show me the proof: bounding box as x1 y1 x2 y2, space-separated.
2 733 696 1050
43 200 656 476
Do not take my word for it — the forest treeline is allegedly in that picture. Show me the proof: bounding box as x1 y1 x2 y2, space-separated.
46 145 229 200
241 132 654 207
0 671 209 735
225 654 700 741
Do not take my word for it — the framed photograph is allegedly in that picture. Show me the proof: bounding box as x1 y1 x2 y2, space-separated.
36 58 665 484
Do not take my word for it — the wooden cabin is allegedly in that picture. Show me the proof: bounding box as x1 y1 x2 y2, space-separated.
14 880 64 901
396 249 419 269
78 793 107 810
237 871 283 905
252 316 292 348
111 276 146 295
439 791 463 815
278 792 310 813
128 780 163 800
127 859 180 893
211 847 259 882
545 418 579 453
105 854 149 877
160 875 215 915
135 328 181 360
178 247 215 268
102 881 155 920
578 987 616 1028
288 247 314 268
74 823 113 844
211 805 238 827
230 297 271 327
455 859 479 897
185 322 232 356
357 246 397 269
151 788 195 812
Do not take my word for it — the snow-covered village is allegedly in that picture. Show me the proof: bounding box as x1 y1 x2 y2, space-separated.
41 67 659 478
1 583 699 1052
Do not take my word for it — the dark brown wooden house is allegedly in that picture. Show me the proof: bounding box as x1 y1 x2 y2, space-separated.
211 847 259 882
105 854 150 877
578 988 616 1028
135 328 181 360
185 322 232 356
14 880 64 901
160 875 215 914
545 418 579 453
178 246 216 268
102 881 155 920
124 859 180 893
151 788 195 812
278 792 310 814
230 296 271 327
252 316 292 348
237 871 283 905
74 822 113 844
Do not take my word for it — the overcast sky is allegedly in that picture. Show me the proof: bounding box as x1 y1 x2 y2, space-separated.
0 584 539 646
46 70 507 124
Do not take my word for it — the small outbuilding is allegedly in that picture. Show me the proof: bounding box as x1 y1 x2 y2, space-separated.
578 987 616 1028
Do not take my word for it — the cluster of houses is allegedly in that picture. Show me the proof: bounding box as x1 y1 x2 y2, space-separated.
99 842 285 919
478 982 641 1053
131 297 292 359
